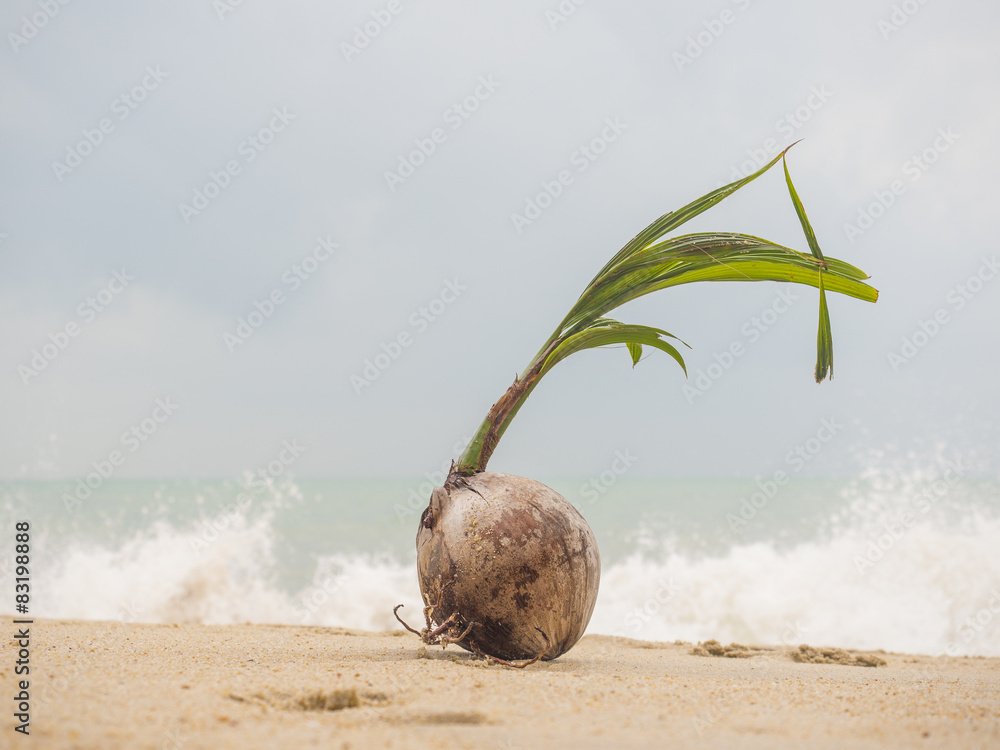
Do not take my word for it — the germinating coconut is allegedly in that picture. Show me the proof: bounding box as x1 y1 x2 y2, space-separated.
394 147 878 666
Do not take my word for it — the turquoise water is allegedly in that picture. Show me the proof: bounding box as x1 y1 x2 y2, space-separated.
3 467 999 656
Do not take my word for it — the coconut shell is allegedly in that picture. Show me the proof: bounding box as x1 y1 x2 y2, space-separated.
416 472 600 661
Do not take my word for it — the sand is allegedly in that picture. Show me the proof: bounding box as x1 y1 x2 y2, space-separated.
6 619 999 749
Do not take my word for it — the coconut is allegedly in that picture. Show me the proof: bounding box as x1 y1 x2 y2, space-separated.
414 472 600 662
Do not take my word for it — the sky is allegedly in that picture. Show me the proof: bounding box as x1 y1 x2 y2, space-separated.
1 0 998 480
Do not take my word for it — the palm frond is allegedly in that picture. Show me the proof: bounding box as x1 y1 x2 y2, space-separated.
539 319 689 377
782 153 832 381
453 145 879 475
543 145 876 381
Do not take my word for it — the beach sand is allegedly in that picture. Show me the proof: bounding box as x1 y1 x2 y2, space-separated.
8 619 999 749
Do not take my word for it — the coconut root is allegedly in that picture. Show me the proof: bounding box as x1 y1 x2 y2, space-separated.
466 628 552 669
393 602 551 669
394 583 479 649
393 604 477 648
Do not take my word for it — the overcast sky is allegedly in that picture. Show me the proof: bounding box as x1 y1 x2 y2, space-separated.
2 0 998 480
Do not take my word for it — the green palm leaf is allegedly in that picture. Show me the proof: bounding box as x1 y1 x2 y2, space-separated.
783 153 832 381
555 232 874 339
453 144 879 476
540 320 689 377
626 342 643 367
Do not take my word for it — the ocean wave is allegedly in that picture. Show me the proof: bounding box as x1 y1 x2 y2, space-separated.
9 500 999 657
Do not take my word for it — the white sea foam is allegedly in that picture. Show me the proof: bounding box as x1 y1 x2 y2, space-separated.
6 465 999 657
591 515 1000 656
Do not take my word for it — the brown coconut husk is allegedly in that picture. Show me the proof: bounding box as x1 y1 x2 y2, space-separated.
414 472 600 663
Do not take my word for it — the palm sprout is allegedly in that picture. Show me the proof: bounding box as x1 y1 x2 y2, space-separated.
453 146 878 476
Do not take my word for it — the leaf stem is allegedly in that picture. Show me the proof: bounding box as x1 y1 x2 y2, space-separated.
452 340 559 476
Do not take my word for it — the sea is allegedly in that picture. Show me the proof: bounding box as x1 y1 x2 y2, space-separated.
3 454 999 658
